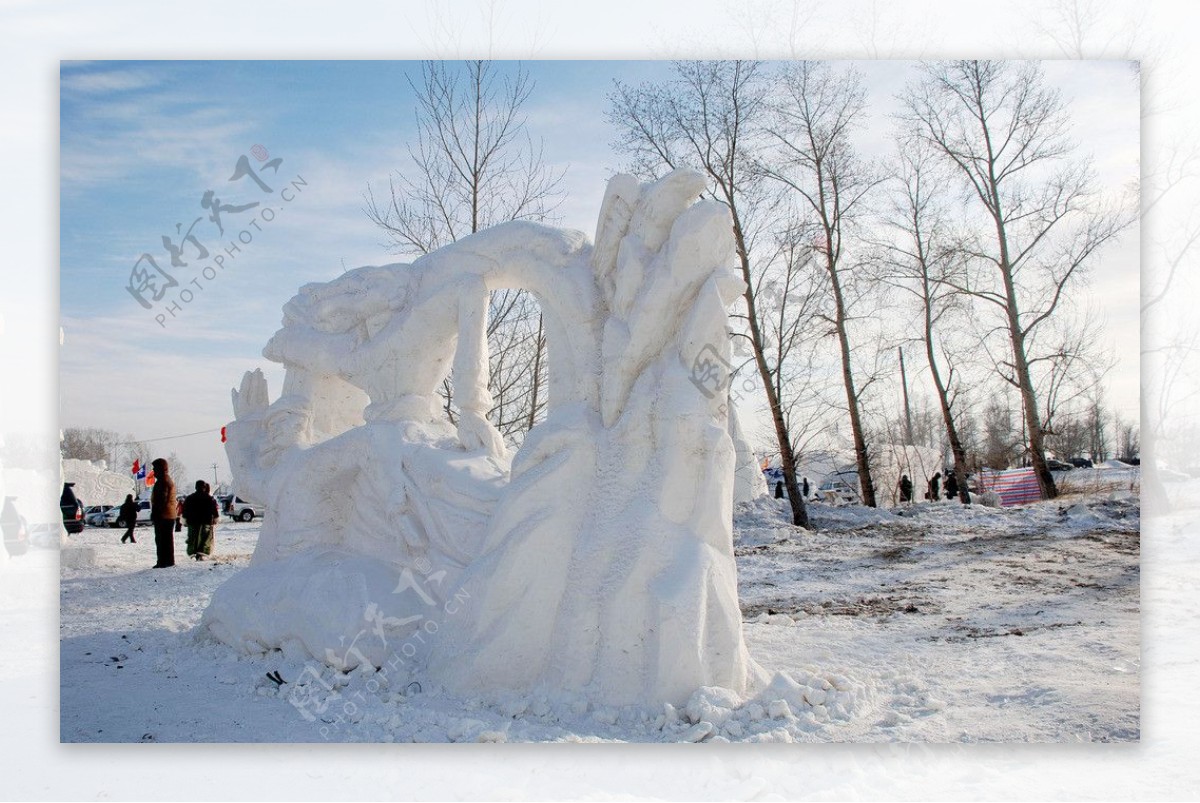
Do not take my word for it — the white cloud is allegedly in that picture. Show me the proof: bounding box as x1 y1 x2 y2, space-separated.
60 65 162 94
60 98 254 187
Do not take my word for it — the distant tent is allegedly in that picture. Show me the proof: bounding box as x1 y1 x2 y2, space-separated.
977 467 1042 506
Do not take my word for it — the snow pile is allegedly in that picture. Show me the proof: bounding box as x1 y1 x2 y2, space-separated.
205 169 759 707
61 488 1138 743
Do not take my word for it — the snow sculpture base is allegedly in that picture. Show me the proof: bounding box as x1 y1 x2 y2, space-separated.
59 544 97 569
203 169 760 707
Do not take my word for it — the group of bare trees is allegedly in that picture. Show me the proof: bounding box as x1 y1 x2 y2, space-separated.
608 60 1132 520
901 61 1131 499
62 427 145 469
60 426 189 488
366 60 1132 525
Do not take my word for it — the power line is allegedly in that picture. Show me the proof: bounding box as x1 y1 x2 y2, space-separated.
114 427 222 446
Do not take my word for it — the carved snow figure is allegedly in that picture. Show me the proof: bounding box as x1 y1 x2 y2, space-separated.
203 169 760 706
729 405 767 504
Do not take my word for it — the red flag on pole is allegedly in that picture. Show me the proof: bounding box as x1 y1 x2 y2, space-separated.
131 459 140 476
220 426 227 443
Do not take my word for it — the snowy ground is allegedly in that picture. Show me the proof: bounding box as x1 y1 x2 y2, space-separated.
59 484 1140 744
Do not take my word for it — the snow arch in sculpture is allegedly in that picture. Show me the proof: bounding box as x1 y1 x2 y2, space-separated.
203 169 763 706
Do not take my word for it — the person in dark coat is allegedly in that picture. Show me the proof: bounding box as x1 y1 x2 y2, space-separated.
774 480 784 499
183 480 220 560
898 474 913 503
149 457 178 568
944 472 959 501
802 477 810 498
118 494 138 544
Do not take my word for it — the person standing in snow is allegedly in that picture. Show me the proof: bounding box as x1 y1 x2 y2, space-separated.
118 494 138 544
899 474 913 503
183 480 220 560
774 480 784 499
944 472 959 501
802 477 810 498
149 457 178 568
927 472 941 501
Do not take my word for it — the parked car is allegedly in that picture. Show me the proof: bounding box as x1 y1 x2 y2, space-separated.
1069 457 1094 469
103 500 151 528
224 495 265 522
817 471 861 504
83 505 114 527
60 483 84 535
1045 459 1073 472
2 496 30 557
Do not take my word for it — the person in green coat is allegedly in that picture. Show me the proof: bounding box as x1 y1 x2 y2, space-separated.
182 480 220 561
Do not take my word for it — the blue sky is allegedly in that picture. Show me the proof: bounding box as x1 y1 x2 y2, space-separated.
58 60 1139 483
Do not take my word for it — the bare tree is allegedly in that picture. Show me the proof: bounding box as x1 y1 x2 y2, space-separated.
876 136 973 503
608 60 811 528
1046 407 1090 462
1114 414 1139 463
61 427 114 464
902 60 1132 500
111 437 150 476
482 290 549 439
754 219 838 475
366 61 563 253
1030 311 1114 455
981 398 1023 470
60 427 149 476
364 60 564 441
1085 392 1110 462
759 61 882 507
165 450 189 490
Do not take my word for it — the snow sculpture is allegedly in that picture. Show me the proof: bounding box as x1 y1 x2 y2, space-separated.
204 169 758 706
62 459 136 507
729 407 767 504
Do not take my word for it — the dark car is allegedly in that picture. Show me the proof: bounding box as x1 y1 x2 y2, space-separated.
1046 459 1073 472
60 483 84 535
2 496 30 557
1068 457 1094 469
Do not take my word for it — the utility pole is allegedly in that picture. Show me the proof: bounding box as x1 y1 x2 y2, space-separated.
899 346 915 446
211 462 218 488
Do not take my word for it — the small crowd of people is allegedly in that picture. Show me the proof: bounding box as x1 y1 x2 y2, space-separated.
773 472 962 505
116 457 221 568
897 471 959 503
773 477 812 499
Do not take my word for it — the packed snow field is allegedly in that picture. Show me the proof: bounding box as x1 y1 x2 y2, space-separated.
59 488 1138 743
